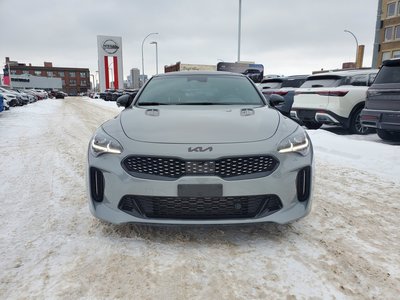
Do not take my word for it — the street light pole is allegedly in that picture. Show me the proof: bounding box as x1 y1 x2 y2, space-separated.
238 0 242 62
344 29 359 64
141 32 159 85
150 41 159 75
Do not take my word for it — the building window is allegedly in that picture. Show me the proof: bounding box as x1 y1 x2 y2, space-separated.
385 26 394 41
393 50 400 58
69 72 76 77
62 80 65 86
382 51 392 62
47 71 53 77
34 70 41 76
387 2 396 17
22 70 29 74
69 79 76 85
59 71 64 77
395 26 400 40
10 70 17 75
80 72 87 77
80 80 87 86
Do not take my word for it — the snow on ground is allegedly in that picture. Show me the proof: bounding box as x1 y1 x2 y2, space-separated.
0 98 399 299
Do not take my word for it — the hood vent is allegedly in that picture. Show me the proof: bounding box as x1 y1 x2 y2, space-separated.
240 108 255 116
145 109 160 117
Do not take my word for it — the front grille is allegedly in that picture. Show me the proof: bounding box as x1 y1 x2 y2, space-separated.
122 155 279 180
118 195 282 220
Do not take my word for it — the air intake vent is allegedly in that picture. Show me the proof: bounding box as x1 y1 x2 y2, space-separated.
296 166 311 202
90 167 105 202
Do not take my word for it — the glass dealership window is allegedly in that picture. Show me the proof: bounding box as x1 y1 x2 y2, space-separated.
387 2 396 17
385 27 394 41
382 51 392 62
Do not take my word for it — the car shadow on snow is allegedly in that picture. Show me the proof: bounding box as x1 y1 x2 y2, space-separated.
94 219 296 244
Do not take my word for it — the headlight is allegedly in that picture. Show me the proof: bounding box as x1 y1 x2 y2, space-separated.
278 128 310 156
90 130 123 157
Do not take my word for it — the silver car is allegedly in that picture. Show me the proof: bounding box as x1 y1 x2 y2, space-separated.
87 72 313 225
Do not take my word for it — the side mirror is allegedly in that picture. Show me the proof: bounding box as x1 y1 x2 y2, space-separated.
116 94 130 108
268 94 285 107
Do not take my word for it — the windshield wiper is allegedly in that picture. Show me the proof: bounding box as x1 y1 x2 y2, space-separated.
137 102 168 106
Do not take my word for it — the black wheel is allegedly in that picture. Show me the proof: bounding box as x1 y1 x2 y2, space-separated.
303 121 322 130
350 107 372 135
377 129 400 141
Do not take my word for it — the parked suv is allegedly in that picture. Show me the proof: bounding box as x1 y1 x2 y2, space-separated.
361 59 400 141
260 75 308 117
291 69 378 134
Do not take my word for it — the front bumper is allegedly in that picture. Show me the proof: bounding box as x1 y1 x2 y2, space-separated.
361 108 400 131
87 143 313 225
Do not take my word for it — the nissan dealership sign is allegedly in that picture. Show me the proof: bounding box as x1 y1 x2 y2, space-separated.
102 39 120 55
98 36 122 56
97 35 123 91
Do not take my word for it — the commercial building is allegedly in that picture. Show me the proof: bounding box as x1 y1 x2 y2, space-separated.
130 68 140 89
164 62 216 73
372 0 400 67
4 57 90 95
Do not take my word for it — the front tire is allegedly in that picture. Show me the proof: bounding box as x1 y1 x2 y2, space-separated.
377 129 400 141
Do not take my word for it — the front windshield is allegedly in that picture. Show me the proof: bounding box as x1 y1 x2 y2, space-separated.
136 74 265 106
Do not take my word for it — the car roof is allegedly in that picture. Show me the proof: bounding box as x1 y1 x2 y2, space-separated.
154 71 246 77
382 58 400 66
308 69 378 78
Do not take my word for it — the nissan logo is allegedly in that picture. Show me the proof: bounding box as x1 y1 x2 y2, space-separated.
102 39 119 54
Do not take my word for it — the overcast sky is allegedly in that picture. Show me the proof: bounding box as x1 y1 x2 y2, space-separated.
1 0 379 80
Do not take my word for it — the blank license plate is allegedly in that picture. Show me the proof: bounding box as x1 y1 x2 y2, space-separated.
178 184 223 197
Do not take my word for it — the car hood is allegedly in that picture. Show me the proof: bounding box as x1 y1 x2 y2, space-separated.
119 105 280 144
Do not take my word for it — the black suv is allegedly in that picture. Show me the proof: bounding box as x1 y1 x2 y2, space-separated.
361 59 400 141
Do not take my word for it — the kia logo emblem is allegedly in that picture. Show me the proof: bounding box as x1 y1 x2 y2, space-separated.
102 39 119 54
188 146 213 152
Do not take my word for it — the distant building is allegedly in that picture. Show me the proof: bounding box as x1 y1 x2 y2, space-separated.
372 0 400 67
130 68 140 89
139 74 148 88
4 57 90 95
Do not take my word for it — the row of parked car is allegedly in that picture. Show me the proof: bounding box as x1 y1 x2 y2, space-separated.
0 86 68 113
94 89 139 102
259 59 400 141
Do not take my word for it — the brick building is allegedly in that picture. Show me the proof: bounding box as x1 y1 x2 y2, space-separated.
373 0 400 67
5 57 90 95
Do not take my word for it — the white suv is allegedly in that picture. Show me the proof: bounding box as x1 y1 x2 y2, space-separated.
291 69 378 134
